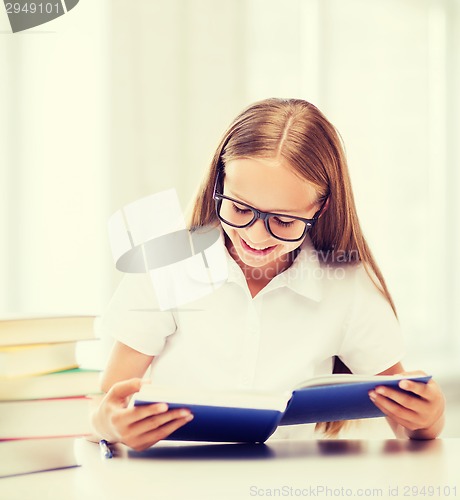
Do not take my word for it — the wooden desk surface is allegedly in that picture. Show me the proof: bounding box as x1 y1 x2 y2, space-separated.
1 438 459 500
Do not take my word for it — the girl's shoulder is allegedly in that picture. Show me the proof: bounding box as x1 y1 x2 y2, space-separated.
291 240 389 302
295 239 368 283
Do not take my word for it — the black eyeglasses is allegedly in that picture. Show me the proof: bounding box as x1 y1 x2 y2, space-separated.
212 171 327 242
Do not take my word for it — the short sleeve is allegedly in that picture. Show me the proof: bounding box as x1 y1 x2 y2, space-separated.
98 273 176 356
338 265 405 374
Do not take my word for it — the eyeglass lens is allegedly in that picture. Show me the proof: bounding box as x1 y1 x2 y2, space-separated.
218 198 307 241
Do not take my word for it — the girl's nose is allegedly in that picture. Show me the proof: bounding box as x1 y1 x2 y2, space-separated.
243 218 271 243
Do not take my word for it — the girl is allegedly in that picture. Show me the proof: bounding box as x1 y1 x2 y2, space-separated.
92 98 445 450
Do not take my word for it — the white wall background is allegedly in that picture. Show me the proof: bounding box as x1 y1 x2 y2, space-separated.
1 0 459 376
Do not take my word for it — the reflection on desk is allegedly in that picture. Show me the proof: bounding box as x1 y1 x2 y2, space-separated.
1 438 458 500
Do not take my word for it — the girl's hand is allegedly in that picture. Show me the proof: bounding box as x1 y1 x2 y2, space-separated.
92 378 194 451
368 371 445 439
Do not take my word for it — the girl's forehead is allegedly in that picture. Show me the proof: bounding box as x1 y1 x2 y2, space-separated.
223 158 319 213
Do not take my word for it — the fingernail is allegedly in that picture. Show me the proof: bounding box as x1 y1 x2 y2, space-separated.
179 409 191 417
399 380 410 390
375 387 385 395
156 403 168 412
369 390 376 400
185 414 194 422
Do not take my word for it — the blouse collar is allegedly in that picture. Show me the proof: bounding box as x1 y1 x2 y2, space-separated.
224 234 323 302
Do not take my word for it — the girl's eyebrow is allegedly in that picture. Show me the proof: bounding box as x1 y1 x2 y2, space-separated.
226 189 317 215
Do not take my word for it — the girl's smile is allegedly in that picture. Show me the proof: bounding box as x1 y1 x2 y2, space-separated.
239 236 277 256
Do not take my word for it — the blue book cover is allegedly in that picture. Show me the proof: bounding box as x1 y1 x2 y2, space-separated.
133 374 431 443
145 403 282 443
279 375 431 425
134 386 286 443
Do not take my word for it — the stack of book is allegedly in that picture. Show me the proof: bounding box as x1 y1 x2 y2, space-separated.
0 315 101 477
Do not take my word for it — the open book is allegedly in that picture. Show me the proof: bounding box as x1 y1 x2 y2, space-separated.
134 374 431 443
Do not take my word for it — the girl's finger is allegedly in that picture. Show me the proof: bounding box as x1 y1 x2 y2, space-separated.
130 408 193 435
122 402 170 424
373 385 426 411
370 396 426 432
130 415 194 451
111 403 170 433
369 390 419 420
398 379 430 398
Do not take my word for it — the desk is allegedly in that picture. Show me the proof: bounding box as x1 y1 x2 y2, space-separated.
1 439 459 500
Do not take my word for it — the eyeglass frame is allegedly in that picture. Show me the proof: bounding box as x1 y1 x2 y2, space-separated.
212 170 328 242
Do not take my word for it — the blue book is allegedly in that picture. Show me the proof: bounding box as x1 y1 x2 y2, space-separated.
133 374 431 443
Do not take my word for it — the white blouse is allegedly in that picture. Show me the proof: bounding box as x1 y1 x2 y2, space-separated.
99 236 405 393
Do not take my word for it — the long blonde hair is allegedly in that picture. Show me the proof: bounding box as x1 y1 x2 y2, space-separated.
190 98 397 436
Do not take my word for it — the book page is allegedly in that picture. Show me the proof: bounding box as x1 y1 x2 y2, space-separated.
134 384 289 411
293 373 430 390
